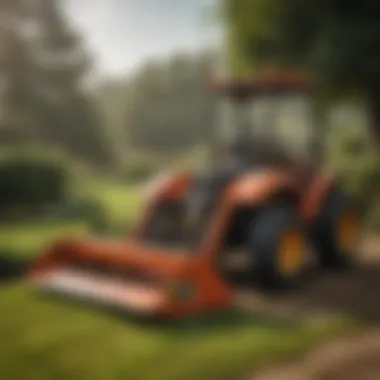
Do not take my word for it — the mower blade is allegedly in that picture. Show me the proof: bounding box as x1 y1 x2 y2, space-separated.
34 269 165 314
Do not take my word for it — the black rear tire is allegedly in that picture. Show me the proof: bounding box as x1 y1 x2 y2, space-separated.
310 188 360 269
248 202 306 289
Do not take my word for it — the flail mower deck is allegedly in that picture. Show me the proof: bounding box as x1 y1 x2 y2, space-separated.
31 237 232 319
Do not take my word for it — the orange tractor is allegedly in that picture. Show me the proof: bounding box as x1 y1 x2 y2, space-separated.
30 71 361 319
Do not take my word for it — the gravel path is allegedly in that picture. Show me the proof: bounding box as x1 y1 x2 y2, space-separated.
241 236 380 380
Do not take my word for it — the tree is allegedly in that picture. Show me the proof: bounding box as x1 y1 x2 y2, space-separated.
223 0 380 147
0 0 113 165
118 51 217 155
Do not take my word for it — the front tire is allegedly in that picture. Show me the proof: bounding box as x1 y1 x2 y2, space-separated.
249 202 306 289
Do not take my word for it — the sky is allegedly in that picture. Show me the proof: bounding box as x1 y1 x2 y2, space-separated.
64 0 220 78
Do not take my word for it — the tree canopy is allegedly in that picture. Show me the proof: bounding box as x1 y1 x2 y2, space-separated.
223 0 380 145
0 0 113 164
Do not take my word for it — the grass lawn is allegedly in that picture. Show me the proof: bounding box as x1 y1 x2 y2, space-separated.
0 222 90 259
0 178 358 380
80 178 142 227
0 283 355 380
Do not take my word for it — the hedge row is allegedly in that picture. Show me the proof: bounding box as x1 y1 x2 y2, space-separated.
0 155 69 215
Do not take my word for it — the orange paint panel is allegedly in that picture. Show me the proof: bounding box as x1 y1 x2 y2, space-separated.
227 170 295 205
133 170 191 239
32 238 190 277
301 173 334 220
31 237 232 319
144 170 191 202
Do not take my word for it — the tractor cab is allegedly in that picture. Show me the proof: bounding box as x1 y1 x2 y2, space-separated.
210 71 322 169
179 72 322 235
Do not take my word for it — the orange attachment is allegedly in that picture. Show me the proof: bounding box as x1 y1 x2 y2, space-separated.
31 237 232 319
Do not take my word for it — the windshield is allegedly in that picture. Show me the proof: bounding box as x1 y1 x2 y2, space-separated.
219 94 316 161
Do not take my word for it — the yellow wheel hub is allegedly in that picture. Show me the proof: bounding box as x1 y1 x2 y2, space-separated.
337 210 359 253
277 227 304 277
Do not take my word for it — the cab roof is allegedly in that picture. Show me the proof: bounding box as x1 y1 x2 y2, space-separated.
209 70 311 99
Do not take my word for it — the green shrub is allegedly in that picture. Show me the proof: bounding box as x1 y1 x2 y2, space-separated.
327 125 380 230
0 154 69 217
51 196 109 233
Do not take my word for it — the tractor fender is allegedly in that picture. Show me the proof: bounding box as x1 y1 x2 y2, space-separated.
226 170 297 207
142 170 191 202
300 172 335 221
134 170 191 239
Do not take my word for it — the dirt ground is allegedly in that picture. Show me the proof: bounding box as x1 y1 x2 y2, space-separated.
233 236 380 320
240 236 380 380
250 329 380 380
